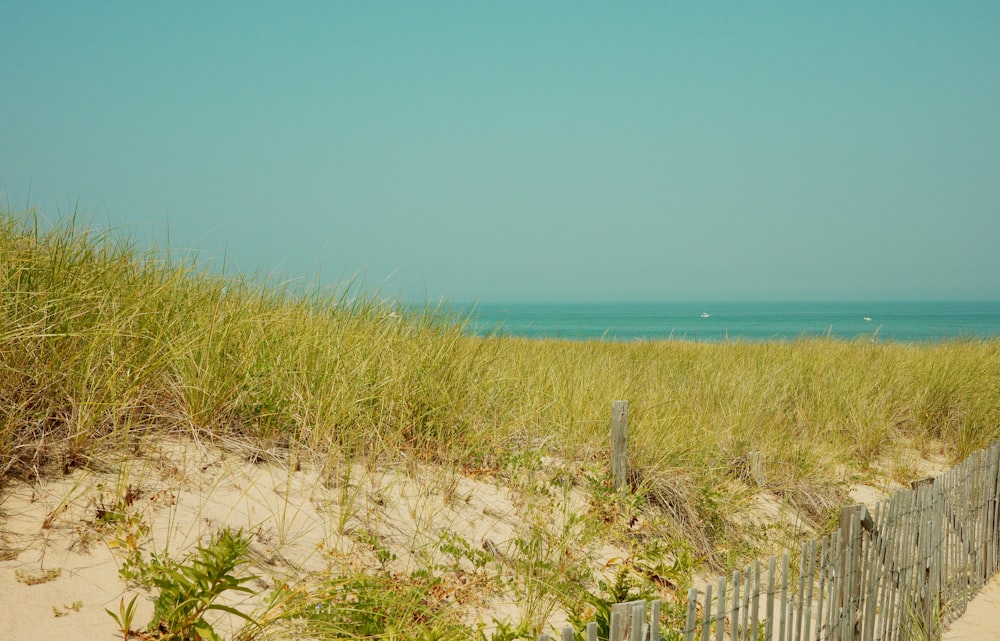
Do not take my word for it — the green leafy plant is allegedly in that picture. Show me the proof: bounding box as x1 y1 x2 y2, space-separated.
119 546 187 598
145 528 259 641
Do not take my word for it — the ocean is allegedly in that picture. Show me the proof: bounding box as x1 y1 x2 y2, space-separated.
457 301 1000 343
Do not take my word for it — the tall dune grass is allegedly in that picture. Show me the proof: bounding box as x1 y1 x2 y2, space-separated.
3 208 1000 540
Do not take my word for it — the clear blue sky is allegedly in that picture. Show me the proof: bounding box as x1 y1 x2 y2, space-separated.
2 2 999 303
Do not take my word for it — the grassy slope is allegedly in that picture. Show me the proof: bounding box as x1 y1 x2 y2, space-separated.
4 209 1000 508
2 209 1000 636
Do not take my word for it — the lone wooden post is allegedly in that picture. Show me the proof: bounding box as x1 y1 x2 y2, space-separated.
747 451 764 487
611 400 629 492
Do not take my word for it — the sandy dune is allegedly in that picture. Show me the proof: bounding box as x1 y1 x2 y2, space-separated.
1 437 995 640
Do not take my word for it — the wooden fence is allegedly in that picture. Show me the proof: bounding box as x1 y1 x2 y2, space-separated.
556 440 1000 641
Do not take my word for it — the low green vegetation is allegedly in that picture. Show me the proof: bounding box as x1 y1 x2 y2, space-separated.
109 528 258 641
3 208 1000 639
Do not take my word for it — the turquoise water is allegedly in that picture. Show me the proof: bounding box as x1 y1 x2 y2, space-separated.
459 301 1000 343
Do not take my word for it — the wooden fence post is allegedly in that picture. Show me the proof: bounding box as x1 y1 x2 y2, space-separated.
611 400 629 492
839 504 867 641
747 451 764 487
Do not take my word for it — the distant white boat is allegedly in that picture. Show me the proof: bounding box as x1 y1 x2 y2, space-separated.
864 316 872 322
700 312 711 318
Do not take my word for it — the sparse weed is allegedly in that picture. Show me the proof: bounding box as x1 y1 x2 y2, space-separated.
15 567 62 585
508 513 597 631
105 594 139 640
438 531 492 572
476 618 536 641
356 527 397 569
567 536 695 640
52 600 83 617
293 571 460 639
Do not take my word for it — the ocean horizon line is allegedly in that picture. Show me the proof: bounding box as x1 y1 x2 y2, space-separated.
448 298 1000 307
447 300 1000 343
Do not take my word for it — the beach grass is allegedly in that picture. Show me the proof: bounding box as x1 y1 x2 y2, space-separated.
4 207 1000 511
3 207 1000 637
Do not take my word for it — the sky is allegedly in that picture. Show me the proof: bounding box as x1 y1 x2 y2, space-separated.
2 2 999 303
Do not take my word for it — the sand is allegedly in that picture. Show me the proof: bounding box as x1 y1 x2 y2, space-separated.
943 573 1000 640
1 437 997 641
0 437 628 640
